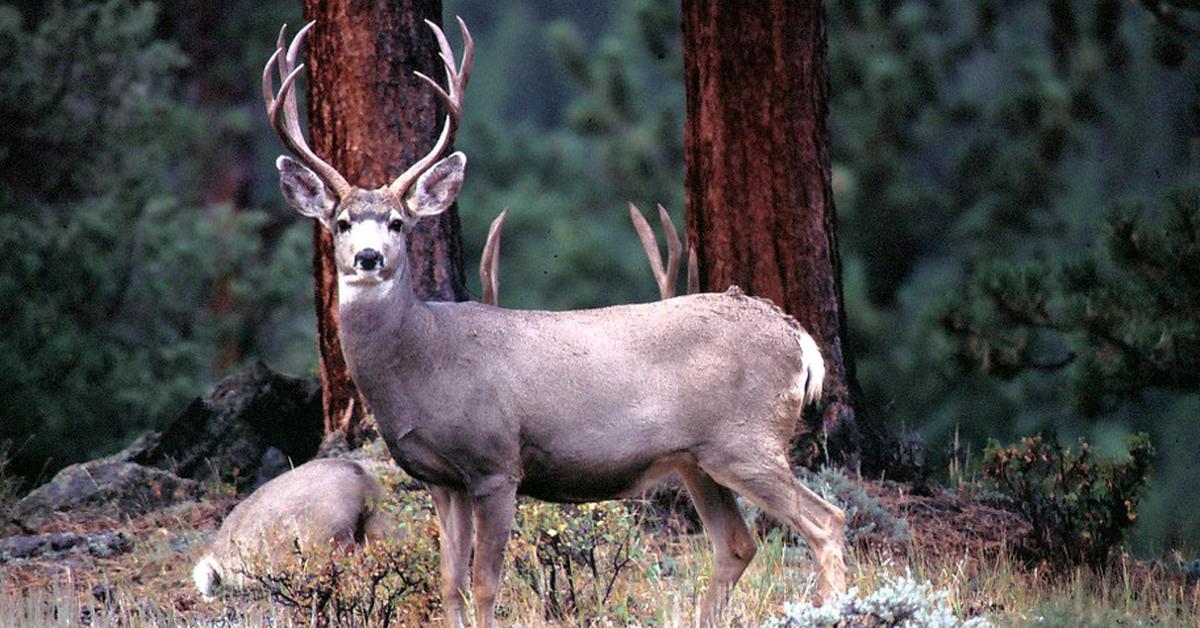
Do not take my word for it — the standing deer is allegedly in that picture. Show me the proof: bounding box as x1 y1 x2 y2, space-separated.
263 18 847 627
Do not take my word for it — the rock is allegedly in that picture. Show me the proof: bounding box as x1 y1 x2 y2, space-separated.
0 530 131 564
251 447 290 490
128 361 322 489
12 462 198 527
10 363 321 526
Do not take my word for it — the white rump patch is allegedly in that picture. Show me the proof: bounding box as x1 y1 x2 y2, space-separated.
795 331 826 406
192 553 223 599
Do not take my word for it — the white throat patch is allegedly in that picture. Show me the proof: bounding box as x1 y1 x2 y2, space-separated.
339 273 394 305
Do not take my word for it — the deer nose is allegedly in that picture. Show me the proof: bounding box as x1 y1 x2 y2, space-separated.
354 249 383 271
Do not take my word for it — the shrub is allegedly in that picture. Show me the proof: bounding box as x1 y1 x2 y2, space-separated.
509 499 647 621
764 573 989 627
982 433 1153 568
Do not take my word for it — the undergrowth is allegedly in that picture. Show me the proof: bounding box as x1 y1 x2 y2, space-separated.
1 462 1195 626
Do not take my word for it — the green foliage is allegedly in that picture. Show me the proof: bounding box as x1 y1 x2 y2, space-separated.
509 499 647 621
983 433 1153 568
944 189 1200 417
825 1 1199 551
448 0 683 310
764 574 988 628
0 1 313 481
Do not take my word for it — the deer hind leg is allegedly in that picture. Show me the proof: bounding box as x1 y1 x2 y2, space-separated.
430 485 474 628
471 482 518 628
677 463 757 626
700 452 847 604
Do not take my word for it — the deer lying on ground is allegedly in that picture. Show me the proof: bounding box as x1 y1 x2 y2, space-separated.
190 458 394 598
263 18 847 626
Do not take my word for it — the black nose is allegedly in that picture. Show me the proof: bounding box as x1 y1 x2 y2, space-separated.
355 248 383 271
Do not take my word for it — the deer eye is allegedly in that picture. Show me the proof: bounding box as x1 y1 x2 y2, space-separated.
336 219 352 234
388 219 404 233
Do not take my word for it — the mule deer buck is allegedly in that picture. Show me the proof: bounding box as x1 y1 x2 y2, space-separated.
191 211 507 600
191 458 394 598
264 18 846 626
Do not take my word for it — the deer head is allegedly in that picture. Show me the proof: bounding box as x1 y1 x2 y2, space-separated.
264 19 473 288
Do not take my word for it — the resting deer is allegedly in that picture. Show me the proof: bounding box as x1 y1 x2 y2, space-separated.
263 18 847 627
191 458 393 598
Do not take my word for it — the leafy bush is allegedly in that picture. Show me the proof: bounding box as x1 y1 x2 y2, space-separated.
241 487 440 627
509 499 647 621
983 433 1153 568
764 573 988 627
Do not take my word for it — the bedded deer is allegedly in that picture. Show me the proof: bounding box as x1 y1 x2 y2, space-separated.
191 458 393 598
263 18 847 626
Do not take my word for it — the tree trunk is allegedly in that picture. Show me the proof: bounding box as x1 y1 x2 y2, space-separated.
301 0 469 439
682 0 862 468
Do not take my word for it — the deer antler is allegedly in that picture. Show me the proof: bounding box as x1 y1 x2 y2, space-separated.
480 208 508 306
629 203 688 299
263 22 353 199
387 17 474 213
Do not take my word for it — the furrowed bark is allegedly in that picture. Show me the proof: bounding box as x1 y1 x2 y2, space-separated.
682 0 862 467
301 0 468 438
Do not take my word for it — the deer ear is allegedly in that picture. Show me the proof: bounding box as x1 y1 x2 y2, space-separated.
403 152 466 220
277 156 336 223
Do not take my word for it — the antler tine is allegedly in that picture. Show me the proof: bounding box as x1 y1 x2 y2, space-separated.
263 21 352 198
687 246 699 295
629 203 672 300
657 204 683 299
390 17 473 204
480 208 509 306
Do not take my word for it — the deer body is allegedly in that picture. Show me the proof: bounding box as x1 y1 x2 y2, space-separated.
191 458 393 598
341 283 819 504
262 19 846 627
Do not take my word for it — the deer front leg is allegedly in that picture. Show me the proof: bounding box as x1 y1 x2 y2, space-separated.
470 481 517 628
430 485 474 628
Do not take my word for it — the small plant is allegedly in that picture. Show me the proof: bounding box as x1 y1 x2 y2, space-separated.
764 573 989 627
509 499 647 621
983 433 1153 568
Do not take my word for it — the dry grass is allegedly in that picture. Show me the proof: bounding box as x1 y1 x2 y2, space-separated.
2 477 1197 627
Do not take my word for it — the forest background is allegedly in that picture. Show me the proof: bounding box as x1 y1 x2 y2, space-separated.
1 0 1197 554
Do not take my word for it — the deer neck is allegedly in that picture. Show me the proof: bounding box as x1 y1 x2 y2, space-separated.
335 263 437 390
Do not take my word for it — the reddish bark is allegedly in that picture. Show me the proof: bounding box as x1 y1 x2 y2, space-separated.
301 0 468 438
682 0 861 466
